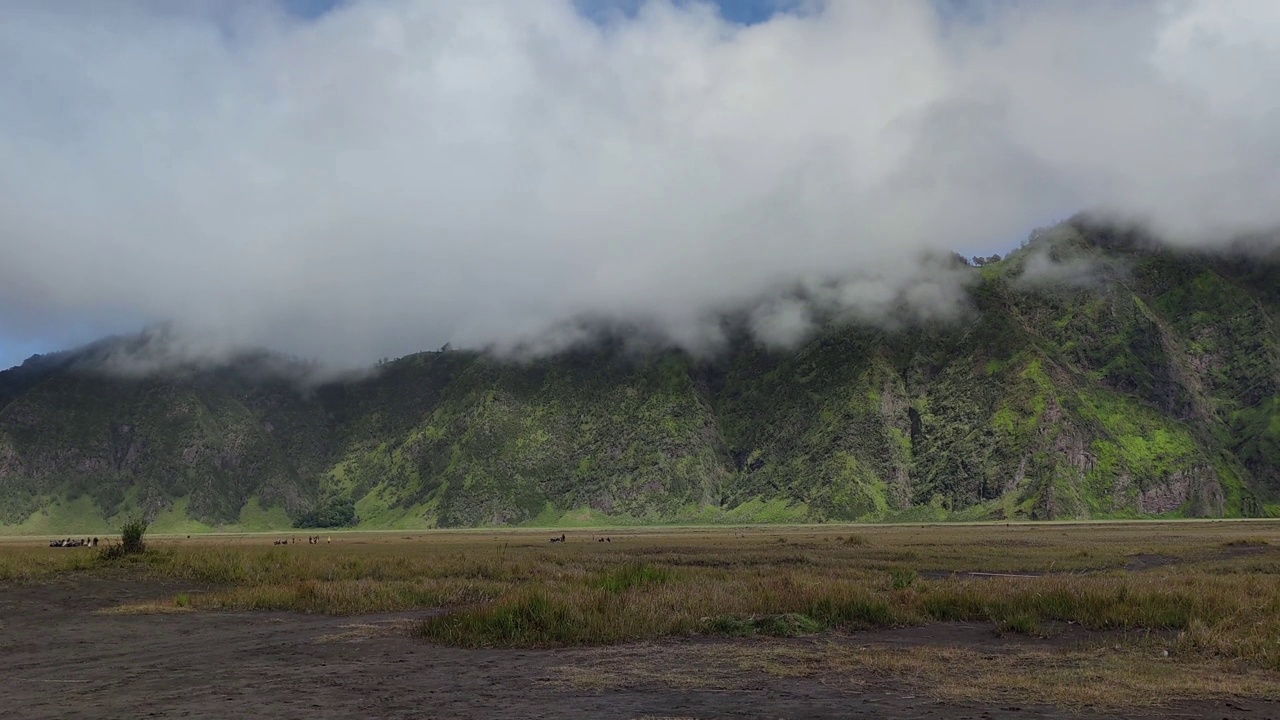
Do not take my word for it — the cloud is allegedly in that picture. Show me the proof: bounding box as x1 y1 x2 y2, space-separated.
746 251 976 351
1010 225 1119 290
66 323 354 386
2 0 1279 367
749 298 814 350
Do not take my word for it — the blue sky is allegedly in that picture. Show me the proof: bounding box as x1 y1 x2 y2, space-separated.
575 0 791 25
286 0 988 26
285 0 794 25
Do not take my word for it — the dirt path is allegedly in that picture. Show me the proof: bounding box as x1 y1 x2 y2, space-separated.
2 577 1275 720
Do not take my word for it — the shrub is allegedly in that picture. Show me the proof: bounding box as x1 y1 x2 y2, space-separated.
121 517 148 554
293 495 358 529
98 516 148 561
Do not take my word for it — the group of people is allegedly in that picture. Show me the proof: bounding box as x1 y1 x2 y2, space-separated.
272 536 330 545
48 537 98 548
547 534 613 543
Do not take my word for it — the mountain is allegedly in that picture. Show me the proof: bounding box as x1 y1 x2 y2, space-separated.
3 220 1279 532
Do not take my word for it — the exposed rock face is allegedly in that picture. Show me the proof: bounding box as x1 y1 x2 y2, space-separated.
1048 418 1096 476
0 439 21 479
878 378 914 510
1139 475 1192 514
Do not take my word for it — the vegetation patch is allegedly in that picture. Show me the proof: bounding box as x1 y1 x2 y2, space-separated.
293 494 359 529
590 562 675 593
889 568 918 589
698 613 824 638
97 516 148 562
994 612 1042 637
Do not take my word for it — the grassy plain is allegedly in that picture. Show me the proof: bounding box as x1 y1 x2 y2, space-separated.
4 520 1280 709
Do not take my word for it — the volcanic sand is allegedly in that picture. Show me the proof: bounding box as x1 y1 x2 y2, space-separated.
3 573 1277 720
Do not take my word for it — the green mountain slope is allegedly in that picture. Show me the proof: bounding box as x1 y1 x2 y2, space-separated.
3 221 1279 532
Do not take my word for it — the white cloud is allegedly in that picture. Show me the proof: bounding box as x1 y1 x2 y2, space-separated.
1 0 1278 367
750 297 814 350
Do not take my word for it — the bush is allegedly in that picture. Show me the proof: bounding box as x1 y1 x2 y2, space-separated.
99 516 148 561
121 517 147 554
293 495 358 529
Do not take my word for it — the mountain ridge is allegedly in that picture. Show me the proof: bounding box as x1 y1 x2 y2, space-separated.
4 220 1279 533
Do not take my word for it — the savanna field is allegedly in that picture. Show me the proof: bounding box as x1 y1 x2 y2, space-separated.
4 520 1280 716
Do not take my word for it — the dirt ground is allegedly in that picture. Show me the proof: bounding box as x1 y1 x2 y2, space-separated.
0 575 1275 720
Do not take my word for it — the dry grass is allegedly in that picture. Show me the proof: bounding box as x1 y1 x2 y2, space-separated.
174 578 508 614
314 620 417 643
5 520 1280 707
96 601 195 616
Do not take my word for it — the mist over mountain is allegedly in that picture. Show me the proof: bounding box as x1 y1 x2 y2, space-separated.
4 1 1280 368
3 223 1279 532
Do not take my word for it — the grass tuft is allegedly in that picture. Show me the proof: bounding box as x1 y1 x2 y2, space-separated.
890 568 918 590
995 612 1041 636
701 612 825 637
591 562 674 593
418 589 582 646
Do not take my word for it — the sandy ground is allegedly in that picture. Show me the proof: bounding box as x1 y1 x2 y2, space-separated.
3 575 1277 720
